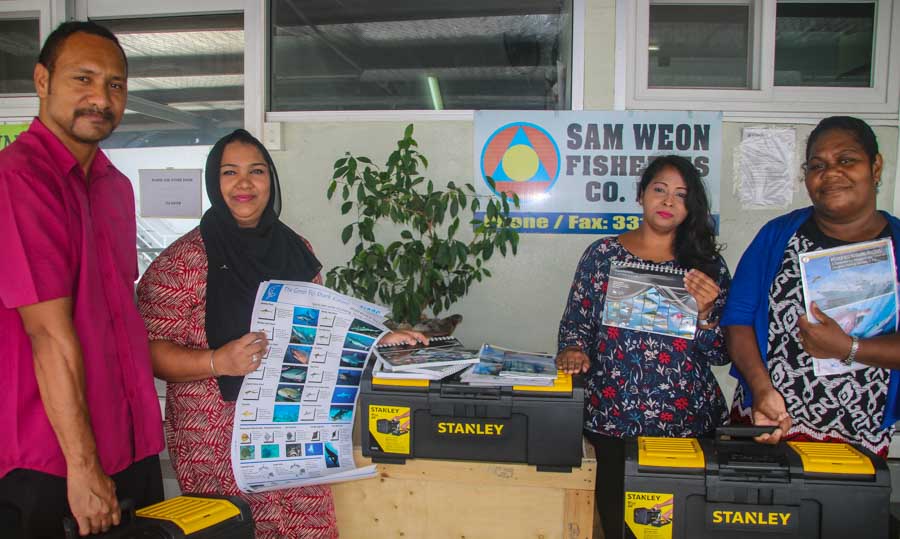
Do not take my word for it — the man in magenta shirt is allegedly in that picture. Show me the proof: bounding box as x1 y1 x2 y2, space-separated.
0 21 164 537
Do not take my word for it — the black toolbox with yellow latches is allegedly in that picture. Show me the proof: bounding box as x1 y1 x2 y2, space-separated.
63 495 254 538
622 428 891 538
358 363 585 471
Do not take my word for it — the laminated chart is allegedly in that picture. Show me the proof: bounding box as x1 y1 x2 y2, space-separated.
232 280 388 492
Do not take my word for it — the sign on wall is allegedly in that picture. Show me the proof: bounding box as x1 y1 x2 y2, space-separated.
0 123 29 150
473 111 722 234
139 168 203 218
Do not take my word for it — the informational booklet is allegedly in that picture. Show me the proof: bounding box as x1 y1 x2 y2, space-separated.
372 358 471 381
231 280 389 493
798 238 898 376
460 344 557 386
374 336 480 372
601 261 698 339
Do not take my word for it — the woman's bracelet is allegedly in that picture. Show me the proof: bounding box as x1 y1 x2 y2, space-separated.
209 349 219 377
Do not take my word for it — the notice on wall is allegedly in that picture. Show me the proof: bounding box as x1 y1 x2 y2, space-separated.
473 111 722 234
139 168 202 218
0 123 29 150
733 127 796 209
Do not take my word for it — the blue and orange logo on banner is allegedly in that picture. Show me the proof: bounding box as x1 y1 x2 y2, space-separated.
480 122 561 201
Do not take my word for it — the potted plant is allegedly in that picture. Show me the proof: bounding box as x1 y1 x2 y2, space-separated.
325 124 520 326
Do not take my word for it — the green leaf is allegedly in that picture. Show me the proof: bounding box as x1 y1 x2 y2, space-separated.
404 124 414 139
341 224 353 244
483 268 492 278
327 181 337 199
333 166 348 179
342 185 350 200
401 230 413 240
450 198 459 218
341 201 353 215
419 154 429 168
448 218 459 239
357 156 372 164
334 157 348 169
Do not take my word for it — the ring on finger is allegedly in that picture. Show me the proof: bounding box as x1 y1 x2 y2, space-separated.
251 353 259 363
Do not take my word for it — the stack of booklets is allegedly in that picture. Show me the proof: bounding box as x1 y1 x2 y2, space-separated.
372 336 481 380
460 344 558 386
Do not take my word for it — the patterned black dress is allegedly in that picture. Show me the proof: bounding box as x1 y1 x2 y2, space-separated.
731 217 894 456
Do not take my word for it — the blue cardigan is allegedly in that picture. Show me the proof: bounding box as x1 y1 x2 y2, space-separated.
721 207 900 429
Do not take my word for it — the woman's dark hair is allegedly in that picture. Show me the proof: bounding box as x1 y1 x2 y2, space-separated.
638 155 721 275
806 116 879 163
38 21 128 74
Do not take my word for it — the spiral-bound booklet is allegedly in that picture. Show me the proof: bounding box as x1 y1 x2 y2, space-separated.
374 336 480 372
601 261 698 339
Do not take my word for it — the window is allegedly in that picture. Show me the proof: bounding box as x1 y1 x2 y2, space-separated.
268 0 575 112
621 0 899 118
774 2 874 87
98 14 245 149
0 15 40 94
648 5 752 89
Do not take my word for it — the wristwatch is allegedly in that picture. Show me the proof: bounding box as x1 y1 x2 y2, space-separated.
842 336 859 367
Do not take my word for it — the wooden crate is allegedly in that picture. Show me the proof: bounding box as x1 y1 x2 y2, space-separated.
332 444 596 539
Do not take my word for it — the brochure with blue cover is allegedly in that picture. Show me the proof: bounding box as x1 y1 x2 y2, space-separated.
799 238 898 376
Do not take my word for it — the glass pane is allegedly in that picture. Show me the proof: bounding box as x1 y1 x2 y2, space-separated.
269 0 573 111
99 14 244 149
648 5 751 89
0 17 40 94
775 2 874 87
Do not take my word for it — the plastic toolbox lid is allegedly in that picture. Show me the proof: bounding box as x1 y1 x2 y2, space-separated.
136 496 242 534
786 441 875 476
637 436 705 470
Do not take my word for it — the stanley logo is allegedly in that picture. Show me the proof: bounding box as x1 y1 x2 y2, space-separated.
711 510 792 527
436 422 505 436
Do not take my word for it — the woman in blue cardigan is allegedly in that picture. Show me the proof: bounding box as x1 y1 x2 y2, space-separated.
722 116 900 457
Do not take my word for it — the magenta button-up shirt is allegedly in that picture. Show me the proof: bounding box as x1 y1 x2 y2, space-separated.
0 119 164 478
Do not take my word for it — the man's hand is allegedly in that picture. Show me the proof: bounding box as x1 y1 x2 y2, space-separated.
751 386 792 444
67 462 120 536
555 346 590 374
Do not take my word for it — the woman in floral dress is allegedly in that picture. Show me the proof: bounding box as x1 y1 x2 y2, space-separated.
556 155 730 539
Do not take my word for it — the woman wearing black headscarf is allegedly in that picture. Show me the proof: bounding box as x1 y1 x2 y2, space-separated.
138 130 421 538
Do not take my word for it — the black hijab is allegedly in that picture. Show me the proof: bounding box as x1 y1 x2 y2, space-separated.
200 129 321 401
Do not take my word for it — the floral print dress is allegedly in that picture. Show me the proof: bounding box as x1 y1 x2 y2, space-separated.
558 237 731 437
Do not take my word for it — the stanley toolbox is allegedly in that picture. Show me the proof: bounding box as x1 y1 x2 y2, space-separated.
622 428 891 539
63 495 254 538
359 363 585 471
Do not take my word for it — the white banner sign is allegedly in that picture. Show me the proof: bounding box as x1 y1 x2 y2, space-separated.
473 111 723 234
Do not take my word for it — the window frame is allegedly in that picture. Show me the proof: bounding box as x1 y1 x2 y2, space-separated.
619 0 900 121
0 0 66 120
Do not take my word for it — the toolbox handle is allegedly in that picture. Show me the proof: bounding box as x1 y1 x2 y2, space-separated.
439 383 501 399
716 425 777 439
63 499 135 539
